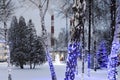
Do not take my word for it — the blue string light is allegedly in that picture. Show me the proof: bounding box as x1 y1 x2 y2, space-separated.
108 56 118 80
46 50 57 80
87 53 91 69
108 42 119 80
97 41 108 68
64 42 80 80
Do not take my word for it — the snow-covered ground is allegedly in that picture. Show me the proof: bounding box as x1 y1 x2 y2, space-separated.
0 61 120 80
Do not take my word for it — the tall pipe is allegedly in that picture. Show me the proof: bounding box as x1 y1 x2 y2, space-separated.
51 15 54 47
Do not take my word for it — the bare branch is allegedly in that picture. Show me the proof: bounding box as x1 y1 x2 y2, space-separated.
0 0 15 23
29 0 39 8
43 0 49 17
5 0 12 8
41 0 47 7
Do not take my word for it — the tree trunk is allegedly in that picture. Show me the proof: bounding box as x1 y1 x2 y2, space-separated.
20 64 24 69
33 63 36 69
108 1 120 80
64 0 86 80
39 1 57 79
19 60 24 69
30 61 32 69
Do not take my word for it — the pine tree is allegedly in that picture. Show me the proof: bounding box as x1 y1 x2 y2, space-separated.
8 16 18 65
16 16 28 69
32 36 46 69
25 19 46 69
9 16 28 69
9 17 46 69
26 19 37 69
97 41 108 68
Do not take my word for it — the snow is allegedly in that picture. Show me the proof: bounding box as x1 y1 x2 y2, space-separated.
0 61 120 80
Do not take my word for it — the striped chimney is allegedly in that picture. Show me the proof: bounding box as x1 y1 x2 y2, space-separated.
51 14 54 46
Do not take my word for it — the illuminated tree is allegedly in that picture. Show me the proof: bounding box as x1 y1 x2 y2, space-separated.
108 0 120 80
64 0 86 80
97 41 108 68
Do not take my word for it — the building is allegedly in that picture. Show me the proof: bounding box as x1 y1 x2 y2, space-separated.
50 47 67 61
0 40 7 62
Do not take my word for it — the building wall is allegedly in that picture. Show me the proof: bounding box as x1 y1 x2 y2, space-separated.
0 42 6 61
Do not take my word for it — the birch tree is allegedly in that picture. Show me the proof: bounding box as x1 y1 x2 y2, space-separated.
19 0 57 80
0 1 14 80
108 1 120 80
0 0 14 38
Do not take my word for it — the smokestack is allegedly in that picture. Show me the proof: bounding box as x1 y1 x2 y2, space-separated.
51 14 54 46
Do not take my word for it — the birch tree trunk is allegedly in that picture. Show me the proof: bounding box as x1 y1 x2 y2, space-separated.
108 1 120 80
29 0 57 80
64 0 86 80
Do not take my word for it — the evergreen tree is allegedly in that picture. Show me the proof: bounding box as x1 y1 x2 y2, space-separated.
26 19 46 69
26 19 37 69
97 41 108 68
9 17 46 69
16 16 28 69
8 16 18 65
9 16 27 69
32 36 46 69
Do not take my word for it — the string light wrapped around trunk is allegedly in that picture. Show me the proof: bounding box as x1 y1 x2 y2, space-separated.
40 2 57 79
64 42 80 80
46 49 57 80
108 0 120 79
64 0 86 80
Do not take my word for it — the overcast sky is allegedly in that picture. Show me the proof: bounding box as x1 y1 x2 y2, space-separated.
13 0 67 38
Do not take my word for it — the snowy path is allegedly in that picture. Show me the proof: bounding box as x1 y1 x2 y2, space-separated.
0 62 120 80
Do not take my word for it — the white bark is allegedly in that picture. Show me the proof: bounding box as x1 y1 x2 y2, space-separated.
108 2 120 80
110 3 120 58
26 0 57 80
